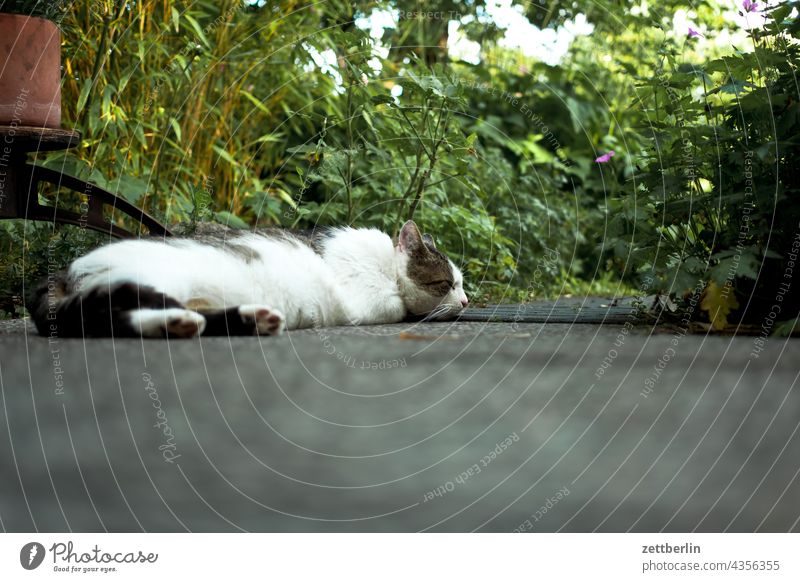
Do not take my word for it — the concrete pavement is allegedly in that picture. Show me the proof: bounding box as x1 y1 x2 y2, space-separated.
1 316 799 531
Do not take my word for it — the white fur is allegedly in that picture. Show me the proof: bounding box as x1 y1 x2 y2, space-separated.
68 226 467 331
128 308 206 338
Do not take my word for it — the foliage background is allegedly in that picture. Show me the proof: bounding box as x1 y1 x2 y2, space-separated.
1 0 798 327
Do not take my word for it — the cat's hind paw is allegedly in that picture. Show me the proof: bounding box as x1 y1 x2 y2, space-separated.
129 308 206 338
238 305 285 336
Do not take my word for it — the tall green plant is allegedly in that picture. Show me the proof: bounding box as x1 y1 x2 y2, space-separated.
606 1 800 327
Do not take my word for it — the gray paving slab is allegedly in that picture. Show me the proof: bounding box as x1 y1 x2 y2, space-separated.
457 297 646 324
0 316 799 532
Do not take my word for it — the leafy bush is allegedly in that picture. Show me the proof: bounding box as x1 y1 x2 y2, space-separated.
0 222 106 317
605 1 800 327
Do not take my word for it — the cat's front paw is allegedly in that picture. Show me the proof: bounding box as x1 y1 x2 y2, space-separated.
238 305 285 336
129 308 206 338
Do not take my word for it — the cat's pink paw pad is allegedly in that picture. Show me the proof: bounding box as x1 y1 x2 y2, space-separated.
165 311 206 338
238 305 284 336
129 308 206 338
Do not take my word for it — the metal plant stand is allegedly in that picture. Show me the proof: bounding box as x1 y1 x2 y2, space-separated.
0 125 172 237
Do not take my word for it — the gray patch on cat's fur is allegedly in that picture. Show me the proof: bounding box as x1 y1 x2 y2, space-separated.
223 242 262 263
257 227 331 255
175 227 262 263
180 221 336 256
407 242 454 297
203 238 260 263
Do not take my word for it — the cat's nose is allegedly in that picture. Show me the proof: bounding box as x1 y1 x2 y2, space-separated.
460 297 469 308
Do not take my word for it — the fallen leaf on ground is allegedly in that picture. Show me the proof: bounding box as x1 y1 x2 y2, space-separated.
700 281 739 331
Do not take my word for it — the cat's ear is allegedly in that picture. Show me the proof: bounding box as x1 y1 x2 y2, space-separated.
398 220 424 254
422 233 436 249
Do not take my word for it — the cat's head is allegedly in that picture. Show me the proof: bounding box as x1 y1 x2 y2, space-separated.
395 220 468 319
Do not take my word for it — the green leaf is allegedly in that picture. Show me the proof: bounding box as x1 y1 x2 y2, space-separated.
212 144 239 166
169 118 182 143
192 186 214 220
77 78 92 113
115 174 149 204
117 69 135 93
239 89 271 115
773 317 800 337
101 84 114 118
134 124 147 149
184 14 210 49
171 6 180 32
244 134 283 149
370 94 394 105
768 4 792 25
214 211 249 229
711 250 760 284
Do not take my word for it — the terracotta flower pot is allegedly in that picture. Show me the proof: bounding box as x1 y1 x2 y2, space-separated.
0 13 61 129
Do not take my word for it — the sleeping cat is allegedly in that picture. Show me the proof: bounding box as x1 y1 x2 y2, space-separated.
31 220 468 338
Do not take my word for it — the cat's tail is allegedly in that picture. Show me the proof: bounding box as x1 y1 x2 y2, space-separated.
28 275 188 338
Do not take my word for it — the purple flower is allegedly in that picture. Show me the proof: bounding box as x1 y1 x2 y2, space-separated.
742 0 758 12
688 27 703 38
595 151 615 163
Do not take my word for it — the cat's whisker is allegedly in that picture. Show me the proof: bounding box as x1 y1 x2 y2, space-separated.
422 304 455 322
420 307 443 322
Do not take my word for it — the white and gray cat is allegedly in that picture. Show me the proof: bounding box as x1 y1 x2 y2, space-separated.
32 220 468 338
